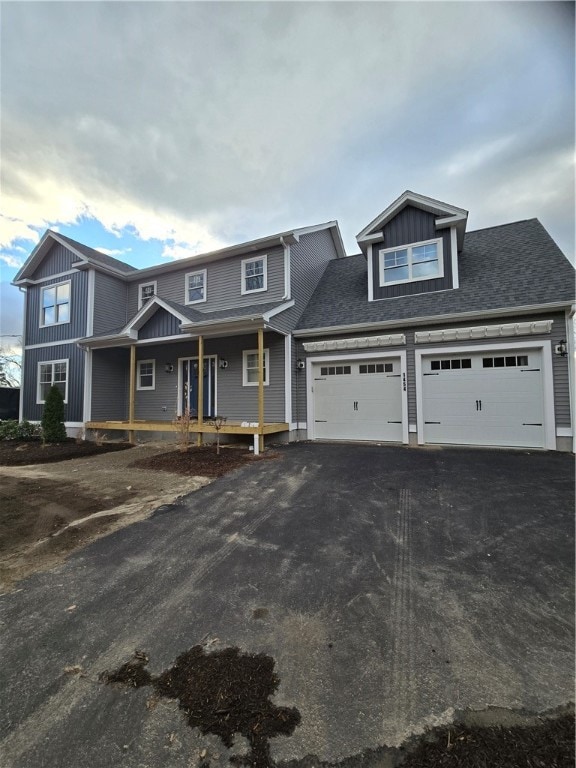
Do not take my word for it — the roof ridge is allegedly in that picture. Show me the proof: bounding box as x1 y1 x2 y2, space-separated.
466 218 537 235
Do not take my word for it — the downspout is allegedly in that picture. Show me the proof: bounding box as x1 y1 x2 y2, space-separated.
18 286 27 422
567 304 576 452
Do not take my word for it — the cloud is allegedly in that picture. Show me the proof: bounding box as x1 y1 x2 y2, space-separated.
0 281 24 343
93 247 132 258
0 1 573 260
0 254 24 269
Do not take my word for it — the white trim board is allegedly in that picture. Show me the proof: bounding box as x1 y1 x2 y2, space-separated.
25 338 84 350
303 333 405 352
305 350 409 444
414 340 556 450
415 320 553 344
284 335 292 425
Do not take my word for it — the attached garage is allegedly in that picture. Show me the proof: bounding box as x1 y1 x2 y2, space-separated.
417 343 554 449
309 355 406 442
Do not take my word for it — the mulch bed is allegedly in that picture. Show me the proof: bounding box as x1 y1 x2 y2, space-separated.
131 445 278 478
101 645 300 768
0 439 132 466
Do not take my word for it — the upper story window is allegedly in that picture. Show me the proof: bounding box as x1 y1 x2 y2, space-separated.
241 255 267 294
37 359 68 403
40 281 70 326
186 269 207 304
242 349 270 386
138 281 157 309
379 238 443 287
137 359 155 390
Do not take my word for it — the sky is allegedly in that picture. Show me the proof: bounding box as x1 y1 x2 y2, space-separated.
1 0 574 362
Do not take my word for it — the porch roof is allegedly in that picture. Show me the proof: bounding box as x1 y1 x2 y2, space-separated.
78 296 293 348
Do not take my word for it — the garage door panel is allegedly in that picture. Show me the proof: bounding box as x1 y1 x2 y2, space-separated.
421 350 545 449
313 360 403 442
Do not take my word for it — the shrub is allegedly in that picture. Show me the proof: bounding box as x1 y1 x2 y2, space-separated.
41 385 67 443
0 419 42 441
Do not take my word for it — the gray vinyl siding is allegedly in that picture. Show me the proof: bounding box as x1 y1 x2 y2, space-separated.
272 229 339 334
292 337 308 424
91 348 129 421
139 309 181 339
372 206 453 300
125 246 286 321
296 311 571 431
29 242 79 279
25 271 88 345
22 343 84 423
128 332 286 422
93 273 128 335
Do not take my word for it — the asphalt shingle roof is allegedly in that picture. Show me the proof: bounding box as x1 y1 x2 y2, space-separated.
297 219 575 330
55 231 137 273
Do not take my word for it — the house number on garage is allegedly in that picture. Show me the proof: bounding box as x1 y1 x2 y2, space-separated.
403 373 406 391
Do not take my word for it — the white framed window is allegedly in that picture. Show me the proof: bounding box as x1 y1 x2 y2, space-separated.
138 281 157 309
137 359 155 390
40 281 71 327
37 359 68 403
185 269 207 304
241 255 267 294
242 349 270 386
379 238 443 287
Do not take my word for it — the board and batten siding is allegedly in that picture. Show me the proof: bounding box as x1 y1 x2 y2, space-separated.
130 332 286 422
29 242 79 280
125 246 286 319
93 273 128 335
139 309 181 339
26 271 88 346
22 343 84 423
91 348 129 421
272 229 339 335
372 206 453 300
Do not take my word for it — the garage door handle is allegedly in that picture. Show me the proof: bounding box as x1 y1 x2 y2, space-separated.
353 401 358 411
425 421 441 424
476 399 482 411
523 423 542 426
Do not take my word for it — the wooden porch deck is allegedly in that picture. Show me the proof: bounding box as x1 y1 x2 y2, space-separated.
85 419 289 453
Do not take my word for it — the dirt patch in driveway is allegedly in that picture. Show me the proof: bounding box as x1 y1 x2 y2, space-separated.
0 442 212 593
131 444 280 477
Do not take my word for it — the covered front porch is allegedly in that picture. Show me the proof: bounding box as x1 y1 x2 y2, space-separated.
83 323 291 454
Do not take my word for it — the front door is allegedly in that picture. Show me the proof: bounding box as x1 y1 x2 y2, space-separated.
180 357 216 418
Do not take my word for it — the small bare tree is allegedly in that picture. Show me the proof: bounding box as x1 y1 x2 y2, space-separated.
173 408 193 453
0 345 21 388
207 415 226 455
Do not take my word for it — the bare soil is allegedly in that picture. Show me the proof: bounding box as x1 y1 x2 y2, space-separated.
0 441 267 592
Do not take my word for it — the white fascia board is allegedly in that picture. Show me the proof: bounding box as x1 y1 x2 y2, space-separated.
180 317 266 337
358 232 384 244
78 332 137 349
450 227 459 289
262 300 295 321
293 302 573 338
124 296 190 333
434 214 468 229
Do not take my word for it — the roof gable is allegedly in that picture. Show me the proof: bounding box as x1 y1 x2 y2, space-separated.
356 191 468 248
13 230 136 284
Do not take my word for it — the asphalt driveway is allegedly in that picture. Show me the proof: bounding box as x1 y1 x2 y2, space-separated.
0 443 573 767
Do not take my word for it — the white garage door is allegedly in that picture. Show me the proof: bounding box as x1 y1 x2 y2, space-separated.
312 358 403 441
421 349 545 448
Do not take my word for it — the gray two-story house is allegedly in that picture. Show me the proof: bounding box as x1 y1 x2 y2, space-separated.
13 191 575 452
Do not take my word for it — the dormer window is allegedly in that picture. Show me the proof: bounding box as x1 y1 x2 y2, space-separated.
241 255 267 294
138 281 157 308
379 238 443 287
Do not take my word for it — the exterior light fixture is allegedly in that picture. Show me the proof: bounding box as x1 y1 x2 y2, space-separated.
296 359 305 370
554 340 567 357
219 359 228 369
165 364 174 373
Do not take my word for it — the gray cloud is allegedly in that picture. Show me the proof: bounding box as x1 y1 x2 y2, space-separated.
1 1 573 257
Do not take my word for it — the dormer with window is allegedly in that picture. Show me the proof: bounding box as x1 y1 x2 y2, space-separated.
356 191 468 301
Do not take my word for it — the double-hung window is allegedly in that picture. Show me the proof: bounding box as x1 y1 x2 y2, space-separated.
242 349 270 386
241 255 267 294
37 360 68 403
185 269 207 304
41 281 70 326
137 360 155 390
379 238 443 286
138 281 157 309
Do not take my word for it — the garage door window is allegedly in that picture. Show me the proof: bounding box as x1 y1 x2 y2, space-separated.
320 365 351 376
430 358 471 371
483 355 529 368
359 363 393 374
